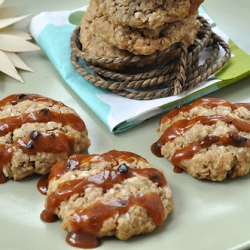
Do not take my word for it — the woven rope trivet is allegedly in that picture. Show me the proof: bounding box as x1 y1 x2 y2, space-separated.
70 16 231 100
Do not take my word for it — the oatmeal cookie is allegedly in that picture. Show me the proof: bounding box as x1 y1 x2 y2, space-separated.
80 6 200 71
0 93 90 183
79 5 131 71
151 98 250 181
80 3 129 59
83 0 199 55
95 0 203 29
41 150 174 248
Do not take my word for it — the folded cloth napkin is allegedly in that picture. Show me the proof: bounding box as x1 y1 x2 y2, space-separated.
29 6 250 133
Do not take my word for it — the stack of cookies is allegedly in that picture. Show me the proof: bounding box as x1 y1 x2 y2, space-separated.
79 0 204 71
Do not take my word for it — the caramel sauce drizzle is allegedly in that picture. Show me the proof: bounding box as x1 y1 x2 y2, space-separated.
45 165 166 213
48 150 148 182
160 98 250 124
152 98 250 172
66 193 164 248
40 151 166 248
152 114 250 157
0 93 86 184
0 109 86 136
172 132 250 166
0 132 75 183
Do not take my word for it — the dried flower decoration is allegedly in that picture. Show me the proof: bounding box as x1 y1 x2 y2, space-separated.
0 0 40 82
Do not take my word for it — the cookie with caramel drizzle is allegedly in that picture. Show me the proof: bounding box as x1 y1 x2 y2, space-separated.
40 150 173 248
152 98 250 181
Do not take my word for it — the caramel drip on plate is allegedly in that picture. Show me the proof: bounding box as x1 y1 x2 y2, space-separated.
0 93 85 184
37 175 49 195
40 151 166 248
